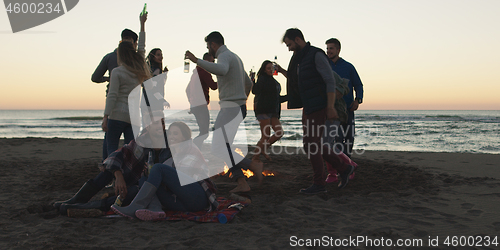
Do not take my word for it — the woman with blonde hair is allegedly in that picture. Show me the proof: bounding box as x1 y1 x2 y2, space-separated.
102 41 151 155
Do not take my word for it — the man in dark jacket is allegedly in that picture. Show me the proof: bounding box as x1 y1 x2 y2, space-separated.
91 13 147 162
277 28 356 194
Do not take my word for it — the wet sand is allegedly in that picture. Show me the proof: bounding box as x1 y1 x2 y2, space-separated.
1 138 499 249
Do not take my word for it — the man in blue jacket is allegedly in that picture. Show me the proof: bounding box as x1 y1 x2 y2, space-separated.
325 38 364 158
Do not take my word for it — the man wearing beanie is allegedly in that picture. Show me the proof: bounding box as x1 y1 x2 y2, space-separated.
91 13 148 161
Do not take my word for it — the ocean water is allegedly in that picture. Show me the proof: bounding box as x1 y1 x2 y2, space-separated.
0 110 499 154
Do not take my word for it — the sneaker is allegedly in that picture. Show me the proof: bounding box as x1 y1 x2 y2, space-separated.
325 173 339 183
299 184 327 194
338 165 355 189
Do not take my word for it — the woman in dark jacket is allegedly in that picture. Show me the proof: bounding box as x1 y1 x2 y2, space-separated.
252 60 284 161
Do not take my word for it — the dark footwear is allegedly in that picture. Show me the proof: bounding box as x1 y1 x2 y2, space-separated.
59 199 109 215
67 209 103 218
338 165 355 189
299 184 327 194
53 179 101 209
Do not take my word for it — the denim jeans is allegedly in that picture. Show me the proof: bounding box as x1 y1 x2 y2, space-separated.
106 119 134 155
147 163 209 212
211 104 251 181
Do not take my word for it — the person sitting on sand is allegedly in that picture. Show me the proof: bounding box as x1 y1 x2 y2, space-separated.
53 121 172 215
252 60 285 162
111 121 218 220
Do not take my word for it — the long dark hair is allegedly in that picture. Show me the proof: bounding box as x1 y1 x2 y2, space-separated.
168 121 192 141
117 41 151 83
147 48 162 74
257 60 273 78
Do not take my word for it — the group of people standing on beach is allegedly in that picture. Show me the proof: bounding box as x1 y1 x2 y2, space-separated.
54 10 364 220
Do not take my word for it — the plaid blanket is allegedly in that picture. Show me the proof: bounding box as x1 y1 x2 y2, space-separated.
161 197 248 223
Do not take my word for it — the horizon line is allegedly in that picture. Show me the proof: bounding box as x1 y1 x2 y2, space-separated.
0 109 499 111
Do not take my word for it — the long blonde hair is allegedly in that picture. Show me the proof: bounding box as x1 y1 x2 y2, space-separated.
117 41 151 83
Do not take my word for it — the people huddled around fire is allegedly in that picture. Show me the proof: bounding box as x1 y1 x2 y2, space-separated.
55 9 362 218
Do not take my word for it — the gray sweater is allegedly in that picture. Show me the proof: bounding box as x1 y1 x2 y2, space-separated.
197 45 252 108
103 32 146 123
104 66 140 123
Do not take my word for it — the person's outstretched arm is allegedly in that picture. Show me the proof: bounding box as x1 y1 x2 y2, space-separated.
185 51 229 76
138 13 147 58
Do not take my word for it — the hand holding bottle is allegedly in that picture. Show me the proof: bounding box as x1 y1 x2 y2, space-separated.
273 56 278 75
139 12 147 27
184 50 197 63
274 63 284 74
249 67 256 83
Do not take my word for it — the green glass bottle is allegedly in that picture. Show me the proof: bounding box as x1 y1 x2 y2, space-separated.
141 3 147 16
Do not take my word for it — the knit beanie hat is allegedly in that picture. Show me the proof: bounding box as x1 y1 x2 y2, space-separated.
121 29 138 42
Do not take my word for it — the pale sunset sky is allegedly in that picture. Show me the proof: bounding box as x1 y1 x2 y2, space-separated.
1 0 499 110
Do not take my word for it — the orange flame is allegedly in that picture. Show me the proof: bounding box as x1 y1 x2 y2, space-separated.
242 169 254 178
235 148 254 177
220 163 232 178
235 148 245 157
222 148 277 178
262 170 275 176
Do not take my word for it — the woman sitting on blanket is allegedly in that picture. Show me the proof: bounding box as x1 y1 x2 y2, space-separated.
53 121 172 215
112 121 218 220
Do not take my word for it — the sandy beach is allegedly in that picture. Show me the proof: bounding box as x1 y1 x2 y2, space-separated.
1 138 499 249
